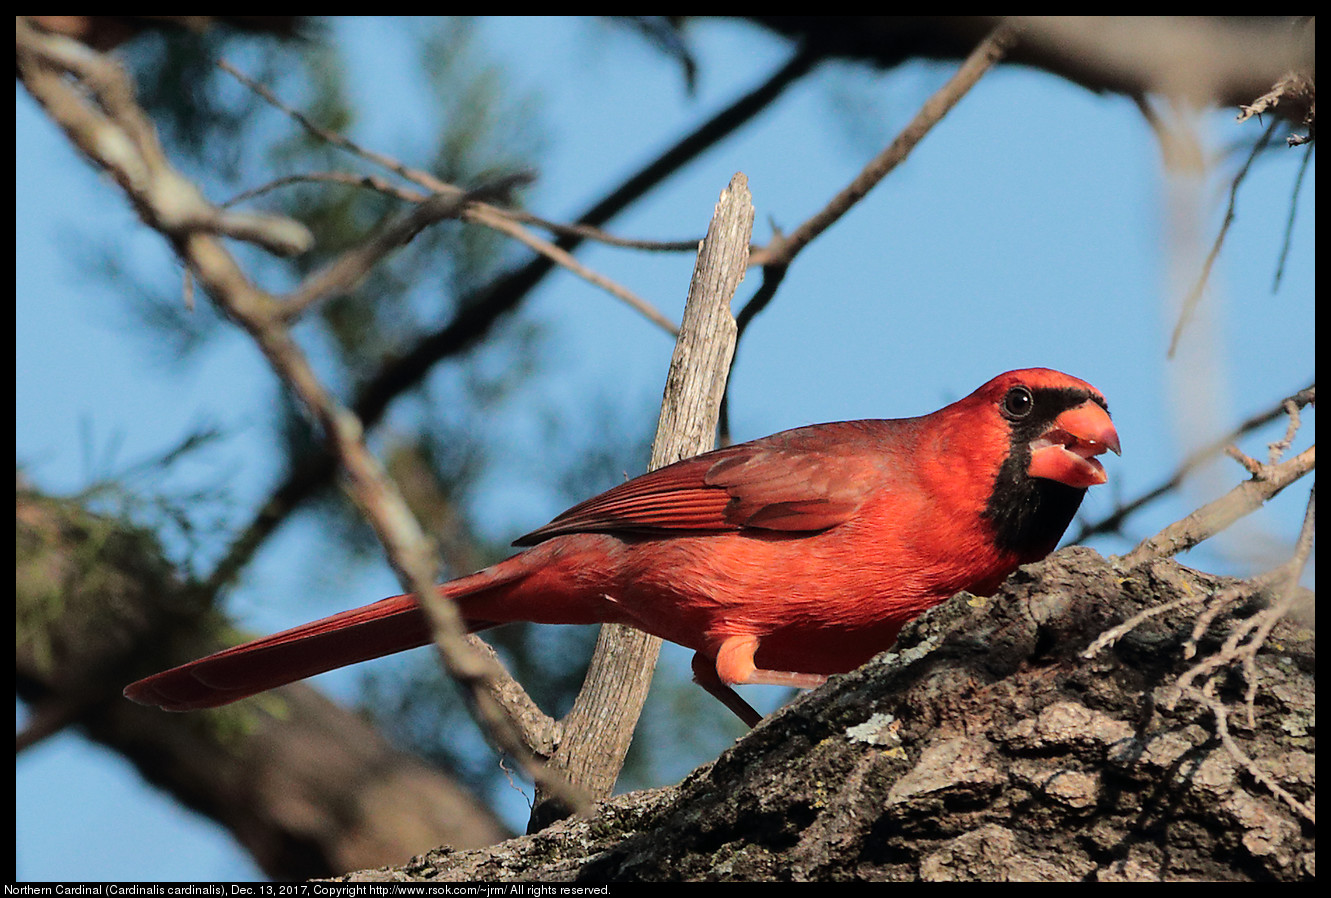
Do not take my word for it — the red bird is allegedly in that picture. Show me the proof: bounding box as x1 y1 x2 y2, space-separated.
125 368 1118 725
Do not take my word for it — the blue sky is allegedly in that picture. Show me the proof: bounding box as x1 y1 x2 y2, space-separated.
16 17 1315 881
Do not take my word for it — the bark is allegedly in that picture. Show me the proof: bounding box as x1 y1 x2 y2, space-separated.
338 547 1315 882
743 17 1315 116
16 483 511 880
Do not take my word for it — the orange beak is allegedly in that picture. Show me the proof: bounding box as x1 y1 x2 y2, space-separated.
1027 400 1120 488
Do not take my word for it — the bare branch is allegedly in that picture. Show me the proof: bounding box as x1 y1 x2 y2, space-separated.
1274 141 1314 290
18 17 585 813
464 204 679 335
532 173 752 830
749 22 1018 269
1119 445 1313 570
201 49 816 598
1168 117 1280 357
1073 384 1314 543
221 57 678 334
747 17 1314 113
18 28 313 258
505 209 701 253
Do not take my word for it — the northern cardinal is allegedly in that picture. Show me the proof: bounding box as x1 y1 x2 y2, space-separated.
125 368 1118 725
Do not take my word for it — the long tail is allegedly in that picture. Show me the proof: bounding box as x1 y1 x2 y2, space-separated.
124 561 531 712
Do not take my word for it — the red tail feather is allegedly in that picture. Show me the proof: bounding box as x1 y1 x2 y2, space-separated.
123 594 431 711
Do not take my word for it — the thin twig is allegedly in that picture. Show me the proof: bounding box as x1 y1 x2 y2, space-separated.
219 58 436 193
465 204 680 335
221 57 678 334
1118 444 1313 569
18 19 586 812
1182 682 1315 824
1273 139 1313 292
748 22 1019 269
202 49 817 595
504 209 701 252
224 170 427 207
229 171 704 252
1073 384 1314 543
1168 117 1279 357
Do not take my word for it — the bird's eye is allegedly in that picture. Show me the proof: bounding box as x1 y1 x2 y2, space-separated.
1002 386 1034 419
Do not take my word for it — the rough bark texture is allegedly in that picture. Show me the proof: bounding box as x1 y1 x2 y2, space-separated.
339 547 1315 882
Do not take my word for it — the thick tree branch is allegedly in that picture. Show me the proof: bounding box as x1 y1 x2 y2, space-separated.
745 17 1315 113
16 482 511 879
337 549 1316 882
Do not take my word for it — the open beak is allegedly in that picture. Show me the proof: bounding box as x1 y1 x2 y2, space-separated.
1027 400 1120 488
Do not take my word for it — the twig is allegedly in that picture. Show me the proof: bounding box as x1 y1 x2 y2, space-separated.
280 188 478 317
277 171 539 319
220 56 678 334
1273 140 1313 291
18 18 586 813
504 209 701 253
224 170 427 207
1073 384 1314 543
1167 117 1279 357
748 22 1018 269
219 58 434 192
18 28 313 259
1119 445 1313 570
723 22 1017 440
202 49 816 597
1181 681 1315 824
231 171 703 251
466 205 680 335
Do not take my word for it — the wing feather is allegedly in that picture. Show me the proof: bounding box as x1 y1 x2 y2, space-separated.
514 424 887 546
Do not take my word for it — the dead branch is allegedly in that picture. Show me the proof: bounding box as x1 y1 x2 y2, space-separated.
218 58 676 334
199 47 816 608
17 15 585 814
1118 445 1313 571
749 23 1018 270
531 173 752 830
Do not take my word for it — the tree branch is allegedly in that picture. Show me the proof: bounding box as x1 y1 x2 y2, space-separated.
201 47 815 599
530 173 752 830
18 15 586 815
16 481 511 879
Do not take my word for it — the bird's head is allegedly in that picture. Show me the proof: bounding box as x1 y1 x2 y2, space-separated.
958 368 1120 559
976 368 1120 489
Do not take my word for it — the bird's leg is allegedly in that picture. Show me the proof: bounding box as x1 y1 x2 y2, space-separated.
691 636 831 727
691 652 762 727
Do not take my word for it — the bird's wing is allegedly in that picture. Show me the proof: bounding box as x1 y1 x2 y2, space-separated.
514 431 883 546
